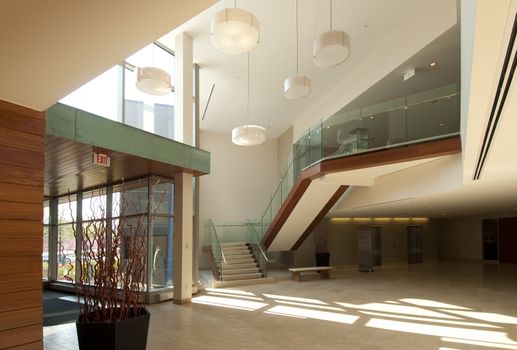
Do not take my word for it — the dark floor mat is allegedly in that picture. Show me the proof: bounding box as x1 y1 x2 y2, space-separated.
43 298 81 326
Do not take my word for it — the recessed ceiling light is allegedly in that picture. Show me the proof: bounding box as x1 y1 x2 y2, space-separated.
428 62 438 68
369 116 374 119
439 123 445 127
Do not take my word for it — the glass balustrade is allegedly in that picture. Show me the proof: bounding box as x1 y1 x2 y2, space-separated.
252 84 460 242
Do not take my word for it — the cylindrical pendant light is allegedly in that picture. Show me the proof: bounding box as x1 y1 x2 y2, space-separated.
135 67 172 96
232 125 266 146
313 0 350 68
210 7 260 55
284 0 311 99
232 53 266 146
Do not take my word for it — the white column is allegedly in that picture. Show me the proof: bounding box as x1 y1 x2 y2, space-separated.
173 172 193 304
174 32 193 145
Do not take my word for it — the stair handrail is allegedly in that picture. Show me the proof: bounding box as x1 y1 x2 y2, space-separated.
246 221 270 263
209 219 226 264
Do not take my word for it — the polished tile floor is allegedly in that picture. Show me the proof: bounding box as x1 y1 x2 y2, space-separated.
44 262 517 349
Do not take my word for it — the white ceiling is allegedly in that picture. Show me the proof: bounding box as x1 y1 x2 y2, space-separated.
319 0 517 220
0 0 216 111
161 0 458 138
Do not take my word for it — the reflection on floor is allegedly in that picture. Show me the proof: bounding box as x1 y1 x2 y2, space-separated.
44 262 517 350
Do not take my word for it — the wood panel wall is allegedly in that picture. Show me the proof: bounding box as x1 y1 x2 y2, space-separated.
0 100 45 350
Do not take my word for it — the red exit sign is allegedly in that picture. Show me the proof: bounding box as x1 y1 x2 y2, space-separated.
93 153 110 167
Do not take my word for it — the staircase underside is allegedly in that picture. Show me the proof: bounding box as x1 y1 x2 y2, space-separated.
263 136 462 251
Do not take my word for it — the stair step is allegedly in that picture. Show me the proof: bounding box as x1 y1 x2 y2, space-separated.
220 242 247 247
222 272 263 281
221 267 260 275
224 253 253 260
222 250 250 256
222 259 255 265
221 246 249 251
220 262 257 269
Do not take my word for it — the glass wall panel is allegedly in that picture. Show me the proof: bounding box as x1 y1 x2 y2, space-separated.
151 178 174 215
43 226 49 280
58 196 76 224
60 65 123 122
43 200 50 280
82 190 107 221
57 223 76 282
113 180 149 218
125 44 175 138
151 217 173 290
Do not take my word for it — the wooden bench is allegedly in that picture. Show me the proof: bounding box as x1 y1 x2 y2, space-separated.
288 266 334 281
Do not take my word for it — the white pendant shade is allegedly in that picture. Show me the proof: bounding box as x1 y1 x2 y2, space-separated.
210 8 260 55
135 67 172 96
313 30 350 67
232 125 266 146
284 75 311 99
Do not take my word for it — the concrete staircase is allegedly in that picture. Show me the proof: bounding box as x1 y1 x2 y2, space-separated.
219 242 263 282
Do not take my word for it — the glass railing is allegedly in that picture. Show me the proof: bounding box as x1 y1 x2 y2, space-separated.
208 221 270 277
246 222 270 277
207 219 225 281
255 83 460 241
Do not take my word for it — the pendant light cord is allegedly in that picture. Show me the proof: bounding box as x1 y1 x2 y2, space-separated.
296 0 299 76
247 53 250 123
330 0 333 30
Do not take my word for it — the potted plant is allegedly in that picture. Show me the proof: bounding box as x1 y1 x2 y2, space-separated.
314 221 330 267
71 186 161 350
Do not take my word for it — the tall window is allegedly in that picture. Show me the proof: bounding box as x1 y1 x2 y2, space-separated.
60 66 123 122
43 200 50 280
59 42 175 139
57 196 77 282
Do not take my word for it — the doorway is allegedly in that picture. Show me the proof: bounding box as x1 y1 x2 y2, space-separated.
372 226 382 266
482 219 499 261
407 226 423 264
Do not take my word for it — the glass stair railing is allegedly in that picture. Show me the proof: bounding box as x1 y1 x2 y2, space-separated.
207 220 270 279
209 83 460 254
255 83 461 242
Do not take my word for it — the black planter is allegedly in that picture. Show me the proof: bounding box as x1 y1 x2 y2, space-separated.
76 308 150 350
315 252 330 267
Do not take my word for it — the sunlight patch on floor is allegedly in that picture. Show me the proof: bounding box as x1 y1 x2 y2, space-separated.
192 295 268 311
360 310 501 328
264 305 359 324
207 291 265 301
442 310 517 325
263 294 328 305
336 302 462 319
275 300 346 312
400 298 471 310
442 337 517 350
205 288 256 296
366 318 517 347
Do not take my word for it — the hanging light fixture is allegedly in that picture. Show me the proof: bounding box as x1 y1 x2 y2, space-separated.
284 0 311 99
232 53 266 146
313 0 350 68
210 1 260 55
135 67 172 96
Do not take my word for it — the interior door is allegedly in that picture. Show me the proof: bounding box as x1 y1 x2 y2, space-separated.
373 226 382 266
499 218 517 263
407 226 423 264
482 219 499 261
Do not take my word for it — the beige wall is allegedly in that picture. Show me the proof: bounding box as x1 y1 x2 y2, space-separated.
294 220 438 267
277 126 293 177
437 217 483 261
199 130 278 267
